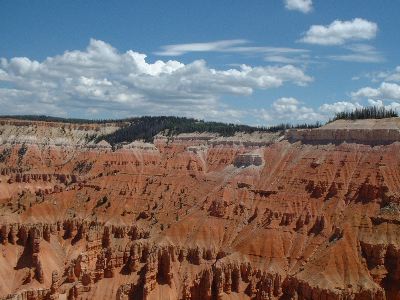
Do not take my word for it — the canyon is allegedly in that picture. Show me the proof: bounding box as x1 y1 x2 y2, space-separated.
0 117 399 300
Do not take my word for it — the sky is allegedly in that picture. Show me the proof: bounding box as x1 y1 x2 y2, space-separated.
1 0 400 125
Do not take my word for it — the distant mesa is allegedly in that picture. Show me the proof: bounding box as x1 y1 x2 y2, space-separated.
286 117 400 145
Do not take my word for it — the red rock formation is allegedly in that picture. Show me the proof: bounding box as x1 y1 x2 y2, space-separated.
0 119 399 299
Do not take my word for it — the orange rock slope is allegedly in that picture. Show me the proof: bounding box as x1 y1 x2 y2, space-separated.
0 118 399 300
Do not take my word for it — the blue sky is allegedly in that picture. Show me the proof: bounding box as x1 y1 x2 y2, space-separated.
1 0 400 125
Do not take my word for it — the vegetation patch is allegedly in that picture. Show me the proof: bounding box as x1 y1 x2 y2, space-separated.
333 106 398 121
17 144 27 162
95 196 108 208
0 148 11 163
73 161 94 174
0 115 323 144
95 116 322 144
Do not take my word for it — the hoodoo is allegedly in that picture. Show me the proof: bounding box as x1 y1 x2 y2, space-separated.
0 117 399 299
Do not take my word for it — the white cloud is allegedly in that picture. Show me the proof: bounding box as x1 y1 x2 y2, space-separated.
329 44 384 63
367 99 384 107
155 39 248 56
351 82 400 100
319 101 362 114
264 55 298 64
257 96 400 126
351 87 381 99
0 39 313 119
264 53 314 64
259 97 323 124
384 101 400 111
385 67 400 82
300 18 378 45
364 66 400 83
155 40 309 61
365 99 400 112
284 0 313 13
273 97 300 113
318 99 400 120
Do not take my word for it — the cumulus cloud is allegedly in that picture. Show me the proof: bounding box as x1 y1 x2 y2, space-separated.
365 99 400 112
257 96 400 126
300 18 378 45
274 97 400 123
364 99 400 113
319 99 400 119
284 0 313 13
319 101 362 114
0 39 313 119
351 82 400 100
273 97 300 113
259 97 323 124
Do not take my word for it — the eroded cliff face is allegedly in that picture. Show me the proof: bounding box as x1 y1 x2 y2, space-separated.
0 120 400 300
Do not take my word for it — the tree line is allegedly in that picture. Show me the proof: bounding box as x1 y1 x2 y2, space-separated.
332 106 398 121
96 116 323 144
2 106 398 146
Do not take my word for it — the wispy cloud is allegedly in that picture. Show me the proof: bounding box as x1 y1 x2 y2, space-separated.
384 67 400 82
329 44 384 63
264 53 316 65
155 40 309 61
360 66 400 82
154 39 248 56
300 18 378 45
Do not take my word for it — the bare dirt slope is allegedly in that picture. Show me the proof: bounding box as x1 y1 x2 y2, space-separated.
0 118 399 300
321 118 400 130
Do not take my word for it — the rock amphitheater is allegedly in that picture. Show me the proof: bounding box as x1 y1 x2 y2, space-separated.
0 117 400 299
